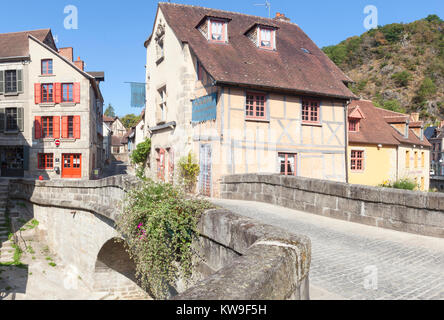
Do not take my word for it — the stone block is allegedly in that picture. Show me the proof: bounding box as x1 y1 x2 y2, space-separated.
315 194 338 210
337 197 362 216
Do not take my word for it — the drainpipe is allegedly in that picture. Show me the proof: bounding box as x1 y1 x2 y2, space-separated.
344 100 350 183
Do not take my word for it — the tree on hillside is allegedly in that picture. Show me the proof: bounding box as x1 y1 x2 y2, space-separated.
121 114 140 129
104 104 116 118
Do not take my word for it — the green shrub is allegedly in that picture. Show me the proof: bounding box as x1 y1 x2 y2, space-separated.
131 138 151 165
391 71 412 87
374 99 406 113
416 77 437 102
424 14 443 24
323 44 347 66
130 138 151 179
178 152 200 193
378 23 405 43
115 180 213 298
379 178 418 190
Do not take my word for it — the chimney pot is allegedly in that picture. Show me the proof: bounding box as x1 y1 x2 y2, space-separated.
58 47 73 62
275 12 290 21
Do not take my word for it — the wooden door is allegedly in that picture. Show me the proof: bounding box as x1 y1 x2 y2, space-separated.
62 154 82 178
157 149 165 181
199 144 212 197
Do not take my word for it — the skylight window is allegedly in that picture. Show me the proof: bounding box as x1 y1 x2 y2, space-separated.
301 48 311 54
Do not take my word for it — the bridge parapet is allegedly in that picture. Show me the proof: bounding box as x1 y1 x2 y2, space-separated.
7 175 312 300
221 174 444 238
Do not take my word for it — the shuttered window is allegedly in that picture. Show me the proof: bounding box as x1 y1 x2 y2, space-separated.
5 70 17 93
1 107 23 132
35 82 80 104
62 115 80 139
62 83 74 102
41 84 54 102
5 108 18 131
42 116 54 138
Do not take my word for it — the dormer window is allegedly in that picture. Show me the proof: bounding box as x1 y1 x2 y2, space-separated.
259 27 274 50
209 19 227 42
348 105 365 133
349 119 360 132
245 24 278 50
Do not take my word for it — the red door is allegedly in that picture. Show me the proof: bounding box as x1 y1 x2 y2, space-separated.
62 154 82 178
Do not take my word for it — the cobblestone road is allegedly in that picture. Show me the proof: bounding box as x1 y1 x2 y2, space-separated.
211 199 444 300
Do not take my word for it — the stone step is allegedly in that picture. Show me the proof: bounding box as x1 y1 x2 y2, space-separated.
0 242 14 250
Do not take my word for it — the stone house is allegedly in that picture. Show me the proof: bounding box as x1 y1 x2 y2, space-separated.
348 100 431 190
0 29 104 179
143 3 356 196
102 121 112 164
134 108 146 147
103 116 127 138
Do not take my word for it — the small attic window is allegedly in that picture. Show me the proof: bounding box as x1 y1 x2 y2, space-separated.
209 18 228 43
301 48 311 54
259 27 275 50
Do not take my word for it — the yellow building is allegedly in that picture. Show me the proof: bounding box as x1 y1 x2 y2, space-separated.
143 3 356 197
347 100 431 191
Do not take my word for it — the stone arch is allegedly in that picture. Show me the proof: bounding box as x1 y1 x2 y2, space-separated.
93 237 148 299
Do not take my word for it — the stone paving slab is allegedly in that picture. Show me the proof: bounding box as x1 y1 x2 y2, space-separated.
211 198 444 300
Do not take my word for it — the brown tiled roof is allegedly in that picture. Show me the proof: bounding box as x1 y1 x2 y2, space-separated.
155 3 355 99
103 116 115 123
111 135 124 146
0 29 56 59
409 122 423 128
348 100 431 148
384 116 409 124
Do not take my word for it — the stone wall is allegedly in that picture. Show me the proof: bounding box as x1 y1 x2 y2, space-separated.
8 175 312 300
220 174 444 238
8 175 145 298
176 209 311 300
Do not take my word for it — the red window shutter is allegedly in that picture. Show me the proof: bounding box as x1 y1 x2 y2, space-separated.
74 116 81 139
53 116 60 139
34 84 41 104
73 83 80 103
35 116 42 139
61 116 68 138
54 83 62 104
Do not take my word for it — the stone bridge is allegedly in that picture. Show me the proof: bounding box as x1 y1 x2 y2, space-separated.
221 174 444 238
7 175 311 300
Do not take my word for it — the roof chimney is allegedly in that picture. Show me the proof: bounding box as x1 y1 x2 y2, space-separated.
275 12 290 22
74 56 84 71
58 47 73 62
410 113 420 122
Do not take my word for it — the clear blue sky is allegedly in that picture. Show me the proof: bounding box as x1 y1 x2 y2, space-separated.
1 0 442 117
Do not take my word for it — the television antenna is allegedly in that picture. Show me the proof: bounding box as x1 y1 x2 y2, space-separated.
254 0 271 19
